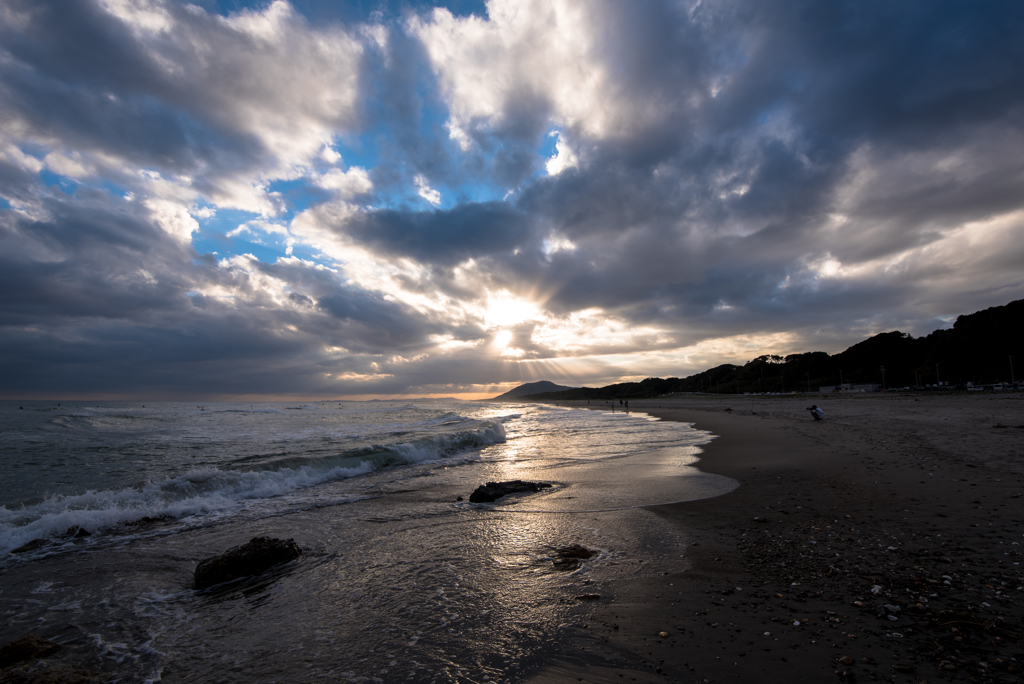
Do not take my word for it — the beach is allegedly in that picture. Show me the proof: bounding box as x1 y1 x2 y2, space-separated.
2 394 1022 683
0 401 729 683
528 392 1024 683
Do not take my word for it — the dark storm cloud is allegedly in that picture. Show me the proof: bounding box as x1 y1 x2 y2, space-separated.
0 0 252 173
0 194 193 323
337 201 530 266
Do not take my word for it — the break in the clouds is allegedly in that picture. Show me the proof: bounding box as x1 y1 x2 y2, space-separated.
2 0 1023 399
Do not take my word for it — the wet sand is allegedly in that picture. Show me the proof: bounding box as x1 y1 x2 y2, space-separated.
527 393 1024 683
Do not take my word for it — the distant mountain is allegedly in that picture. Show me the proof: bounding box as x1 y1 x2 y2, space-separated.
489 381 578 400
512 298 1024 400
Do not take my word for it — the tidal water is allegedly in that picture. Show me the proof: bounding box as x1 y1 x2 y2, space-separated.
0 400 736 682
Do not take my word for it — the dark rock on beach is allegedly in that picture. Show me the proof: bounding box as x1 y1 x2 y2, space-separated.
553 543 596 570
0 635 62 668
194 536 301 590
1 665 110 683
556 543 595 559
468 480 552 503
11 538 49 554
0 636 111 683
122 515 171 527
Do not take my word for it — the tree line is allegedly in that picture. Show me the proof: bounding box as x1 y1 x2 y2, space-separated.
525 299 1024 399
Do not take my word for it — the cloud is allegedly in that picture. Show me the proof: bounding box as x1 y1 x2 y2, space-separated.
413 174 441 205
144 198 199 242
544 131 578 176
317 167 374 199
2 0 1024 399
0 0 365 212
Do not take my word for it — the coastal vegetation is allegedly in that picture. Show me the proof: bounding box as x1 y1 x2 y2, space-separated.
517 299 1023 399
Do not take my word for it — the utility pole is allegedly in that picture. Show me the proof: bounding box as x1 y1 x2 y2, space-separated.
839 370 843 389
935 364 941 385
806 373 810 393
880 365 886 391
1011 356 1015 384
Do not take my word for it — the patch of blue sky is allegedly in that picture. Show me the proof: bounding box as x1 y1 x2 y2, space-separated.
196 0 488 23
196 207 265 237
537 129 561 159
191 207 285 263
183 0 491 57
0 197 11 210
281 240 328 266
191 205 334 268
445 180 508 206
230 241 285 265
99 180 132 200
329 134 378 172
191 229 287 265
39 169 77 194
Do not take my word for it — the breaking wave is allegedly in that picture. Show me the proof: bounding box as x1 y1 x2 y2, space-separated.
0 420 506 555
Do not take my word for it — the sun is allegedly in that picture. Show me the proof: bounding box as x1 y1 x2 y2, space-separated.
484 291 541 328
493 329 513 348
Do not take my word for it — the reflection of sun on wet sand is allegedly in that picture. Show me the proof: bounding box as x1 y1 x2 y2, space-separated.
527 393 1024 683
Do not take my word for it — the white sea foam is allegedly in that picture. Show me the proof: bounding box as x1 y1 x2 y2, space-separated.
0 420 506 555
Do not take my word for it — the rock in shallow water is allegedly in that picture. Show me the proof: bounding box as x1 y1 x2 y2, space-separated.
468 480 552 503
553 543 596 570
11 538 49 554
194 536 301 590
0 635 62 667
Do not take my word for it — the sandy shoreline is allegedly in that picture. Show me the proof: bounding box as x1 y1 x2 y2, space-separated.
1 394 1021 683
527 393 1024 683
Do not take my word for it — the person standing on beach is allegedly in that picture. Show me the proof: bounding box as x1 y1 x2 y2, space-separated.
807 404 824 420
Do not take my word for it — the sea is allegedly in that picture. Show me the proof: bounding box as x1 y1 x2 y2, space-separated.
0 399 736 683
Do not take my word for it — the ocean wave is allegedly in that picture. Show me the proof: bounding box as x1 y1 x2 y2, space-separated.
0 420 506 555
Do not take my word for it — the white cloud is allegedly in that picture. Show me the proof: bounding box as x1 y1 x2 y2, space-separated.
89 0 365 198
414 175 441 205
226 220 290 238
545 131 579 175
320 145 342 164
317 167 373 199
541 234 576 256
412 0 649 141
530 308 668 354
0 142 43 174
144 198 200 243
43 152 93 179
99 0 174 35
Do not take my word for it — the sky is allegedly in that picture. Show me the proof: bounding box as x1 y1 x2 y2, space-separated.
2 0 1023 400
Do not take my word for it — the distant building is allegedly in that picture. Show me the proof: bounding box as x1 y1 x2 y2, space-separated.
819 383 881 394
